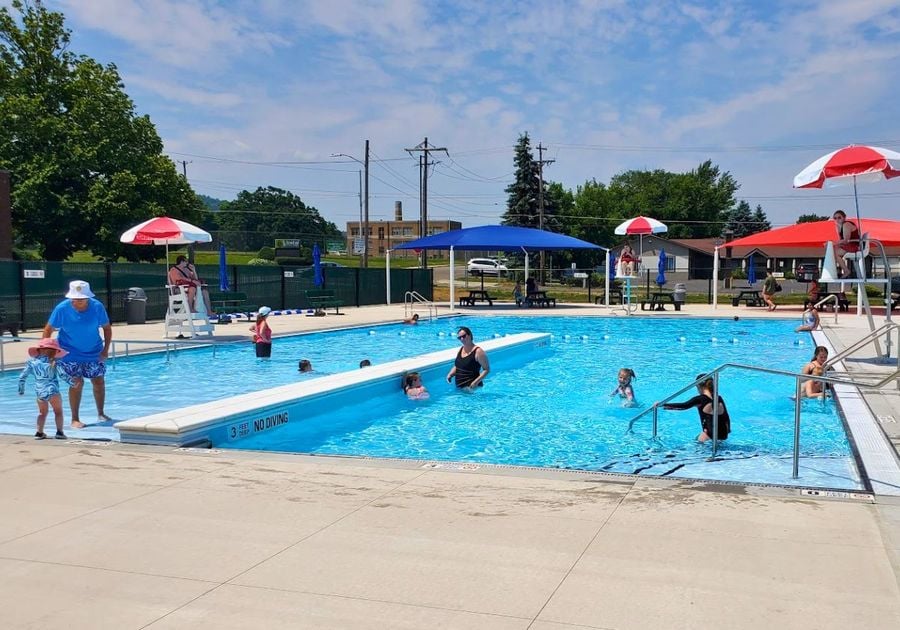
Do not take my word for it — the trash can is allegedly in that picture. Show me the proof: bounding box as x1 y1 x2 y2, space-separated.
673 283 687 309
124 287 147 324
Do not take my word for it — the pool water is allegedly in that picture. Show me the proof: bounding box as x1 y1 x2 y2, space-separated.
0 316 862 489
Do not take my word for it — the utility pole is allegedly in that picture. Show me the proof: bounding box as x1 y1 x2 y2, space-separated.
536 143 555 282
405 137 447 269
178 160 191 179
364 139 369 268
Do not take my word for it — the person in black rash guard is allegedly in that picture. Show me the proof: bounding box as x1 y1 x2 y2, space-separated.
446 326 490 390
662 374 731 442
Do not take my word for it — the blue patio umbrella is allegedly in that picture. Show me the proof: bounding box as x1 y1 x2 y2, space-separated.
313 243 324 288
656 248 667 286
747 253 757 285
218 243 230 291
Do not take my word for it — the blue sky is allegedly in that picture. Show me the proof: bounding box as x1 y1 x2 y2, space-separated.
39 0 900 228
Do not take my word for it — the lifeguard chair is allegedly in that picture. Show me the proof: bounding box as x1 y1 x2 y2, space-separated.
165 285 214 338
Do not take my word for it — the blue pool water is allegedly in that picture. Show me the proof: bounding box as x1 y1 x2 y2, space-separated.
0 316 862 489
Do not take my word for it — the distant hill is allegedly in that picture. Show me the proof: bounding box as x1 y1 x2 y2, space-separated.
199 194 227 211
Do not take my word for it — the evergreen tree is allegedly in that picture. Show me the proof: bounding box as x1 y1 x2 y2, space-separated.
724 200 756 237
752 205 771 232
502 133 541 228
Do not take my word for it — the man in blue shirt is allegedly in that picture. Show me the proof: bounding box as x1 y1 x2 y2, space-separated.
42 280 113 429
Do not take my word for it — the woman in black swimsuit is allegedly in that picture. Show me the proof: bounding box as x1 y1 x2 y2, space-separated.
446 326 490 390
663 374 731 442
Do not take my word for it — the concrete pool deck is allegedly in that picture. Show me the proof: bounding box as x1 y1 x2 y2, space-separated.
2 301 899 628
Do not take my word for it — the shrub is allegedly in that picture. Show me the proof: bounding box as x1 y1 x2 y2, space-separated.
863 284 883 298
730 269 747 280
275 256 312 266
257 246 276 260
783 271 796 280
247 258 277 266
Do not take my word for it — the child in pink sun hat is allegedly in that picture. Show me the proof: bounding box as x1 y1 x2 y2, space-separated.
18 338 72 439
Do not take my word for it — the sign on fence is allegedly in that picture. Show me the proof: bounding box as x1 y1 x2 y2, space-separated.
23 269 45 279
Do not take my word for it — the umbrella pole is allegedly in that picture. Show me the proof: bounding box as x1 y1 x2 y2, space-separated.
853 175 862 235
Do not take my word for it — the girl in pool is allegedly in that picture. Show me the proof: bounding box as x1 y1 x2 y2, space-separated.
250 307 272 358
610 368 637 406
803 366 829 399
402 372 429 400
663 374 731 442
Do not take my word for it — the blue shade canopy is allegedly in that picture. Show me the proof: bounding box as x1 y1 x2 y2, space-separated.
313 243 324 288
218 244 230 292
393 225 602 251
747 253 757 285
656 249 667 286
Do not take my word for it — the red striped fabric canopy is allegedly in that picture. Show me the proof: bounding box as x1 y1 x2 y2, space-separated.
794 145 900 189
614 216 668 235
120 216 211 245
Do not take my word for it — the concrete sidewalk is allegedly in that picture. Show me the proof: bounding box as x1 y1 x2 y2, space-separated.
0 439 898 629
2 301 899 628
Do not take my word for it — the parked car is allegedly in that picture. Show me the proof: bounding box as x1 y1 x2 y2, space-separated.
466 258 508 276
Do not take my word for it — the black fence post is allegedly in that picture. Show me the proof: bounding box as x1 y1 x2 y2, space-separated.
105 262 113 312
409 269 414 298
708 276 712 304
354 268 360 307
231 265 238 291
18 261 26 328
587 273 592 304
280 270 286 310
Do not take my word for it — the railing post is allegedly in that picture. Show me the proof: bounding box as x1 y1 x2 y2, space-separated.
711 371 720 456
651 404 658 438
793 378 802 479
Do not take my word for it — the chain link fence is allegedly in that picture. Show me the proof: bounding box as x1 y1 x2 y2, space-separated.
0 261 432 330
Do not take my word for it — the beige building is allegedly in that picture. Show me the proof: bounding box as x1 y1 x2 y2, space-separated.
346 202 461 259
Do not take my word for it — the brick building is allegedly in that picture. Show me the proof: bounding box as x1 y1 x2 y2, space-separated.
346 202 461 259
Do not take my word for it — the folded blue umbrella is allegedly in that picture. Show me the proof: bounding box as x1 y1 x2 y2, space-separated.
313 243 324 288
219 243 230 291
656 248 667 286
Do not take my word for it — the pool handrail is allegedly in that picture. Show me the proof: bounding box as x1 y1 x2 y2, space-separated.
824 321 899 375
628 362 900 480
404 291 436 322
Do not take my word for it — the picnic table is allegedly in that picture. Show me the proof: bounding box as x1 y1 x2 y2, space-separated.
458 290 494 307
731 289 764 307
594 288 623 305
641 292 681 311
526 291 556 308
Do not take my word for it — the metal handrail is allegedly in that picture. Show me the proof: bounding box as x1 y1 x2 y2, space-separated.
404 291 436 321
814 294 840 325
627 361 900 479
1 335 245 372
825 321 899 371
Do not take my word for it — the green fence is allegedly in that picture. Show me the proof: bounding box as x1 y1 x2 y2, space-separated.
0 261 432 330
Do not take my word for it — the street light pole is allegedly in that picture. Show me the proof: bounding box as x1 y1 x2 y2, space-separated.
331 142 370 267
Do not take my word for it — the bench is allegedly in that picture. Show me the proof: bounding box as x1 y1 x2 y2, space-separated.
813 291 850 312
594 289 623 305
731 289 764 307
640 292 681 311
306 289 344 314
525 291 556 308
0 305 22 338
458 290 494 307
208 291 258 320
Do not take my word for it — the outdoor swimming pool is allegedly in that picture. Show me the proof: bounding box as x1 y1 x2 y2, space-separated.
0 316 862 489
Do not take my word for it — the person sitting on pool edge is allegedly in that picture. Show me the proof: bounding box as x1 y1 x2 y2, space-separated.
446 326 490 390
662 373 731 442
796 305 820 332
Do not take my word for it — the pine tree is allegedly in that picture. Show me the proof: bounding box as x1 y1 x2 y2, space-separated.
723 200 755 237
752 205 771 232
502 133 541 228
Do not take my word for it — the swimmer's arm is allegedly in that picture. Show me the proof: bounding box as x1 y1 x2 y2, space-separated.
663 394 704 411
469 348 490 387
446 366 456 383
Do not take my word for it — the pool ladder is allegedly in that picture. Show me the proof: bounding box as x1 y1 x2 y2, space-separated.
628 323 900 479
404 291 436 322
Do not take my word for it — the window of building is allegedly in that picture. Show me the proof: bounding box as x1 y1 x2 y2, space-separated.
350 228 359 237
378 246 385 254
378 227 385 240
402 227 413 236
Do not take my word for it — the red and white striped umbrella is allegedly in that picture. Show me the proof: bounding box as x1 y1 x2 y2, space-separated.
120 216 211 245
793 145 900 189
614 216 668 235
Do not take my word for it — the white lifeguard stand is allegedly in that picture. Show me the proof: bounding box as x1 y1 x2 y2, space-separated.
615 260 639 314
165 285 214 338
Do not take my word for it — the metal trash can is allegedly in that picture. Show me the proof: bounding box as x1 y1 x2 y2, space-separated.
124 287 148 324
673 283 687 304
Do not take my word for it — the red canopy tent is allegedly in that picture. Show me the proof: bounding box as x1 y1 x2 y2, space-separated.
725 218 900 249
